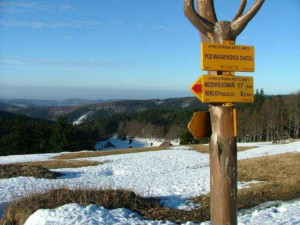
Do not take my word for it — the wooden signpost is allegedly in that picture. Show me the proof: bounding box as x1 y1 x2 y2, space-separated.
184 0 265 224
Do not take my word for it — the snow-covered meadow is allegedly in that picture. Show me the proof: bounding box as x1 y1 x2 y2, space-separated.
94 136 179 150
1 140 300 224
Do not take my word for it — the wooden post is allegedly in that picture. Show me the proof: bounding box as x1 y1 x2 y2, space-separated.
184 0 265 224
210 105 237 225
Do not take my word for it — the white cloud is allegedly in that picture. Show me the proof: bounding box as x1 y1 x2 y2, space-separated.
58 4 76 12
0 20 99 29
0 1 75 13
57 36 98 41
0 58 133 68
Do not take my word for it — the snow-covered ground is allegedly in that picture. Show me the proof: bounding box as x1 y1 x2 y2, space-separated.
95 136 179 150
0 141 300 224
237 141 272 147
24 199 300 225
0 152 62 165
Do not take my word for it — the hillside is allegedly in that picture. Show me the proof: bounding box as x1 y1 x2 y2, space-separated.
0 141 299 224
1 92 299 144
0 110 54 125
0 99 105 107
0 97 208 122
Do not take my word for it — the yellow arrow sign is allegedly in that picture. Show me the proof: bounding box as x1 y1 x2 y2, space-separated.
191 75 254 103
201 43 255 72
188 111 211 140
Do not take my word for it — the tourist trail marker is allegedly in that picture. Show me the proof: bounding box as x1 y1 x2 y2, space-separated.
188 111 211 139
191 75 254 103
201 43 255 72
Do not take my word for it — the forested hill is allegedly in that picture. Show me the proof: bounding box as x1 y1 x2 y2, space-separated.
80 91 300 142
0 111 98 156
0 99 105 107
0 110 54 125
1 92 299 156
0 97 208 122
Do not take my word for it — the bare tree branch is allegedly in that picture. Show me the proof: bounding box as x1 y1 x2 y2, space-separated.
184 0 214 34
232 0 247 21
231 0 265 37
196 0 218 23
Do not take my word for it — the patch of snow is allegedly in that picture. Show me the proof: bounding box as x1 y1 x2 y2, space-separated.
72 111 92 125
237 142 272 147
1 141 300 223
181 103 190 108
0 152 62 165
156 101 164 105
238 141 300 160
95 136 179 150
202 142 271 147
135 137 179 147
236 199 300 225
188 199 300 224
24 199 300 225
0 148 268 213
24 203 176 225
238 180 264 189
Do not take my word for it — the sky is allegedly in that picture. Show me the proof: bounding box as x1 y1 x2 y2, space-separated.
0 0 300 100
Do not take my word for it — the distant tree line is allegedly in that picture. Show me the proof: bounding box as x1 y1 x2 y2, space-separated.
116 109 196 140
1 92 299 155
114 91 300 143
236 90 300 142
0 115 98 156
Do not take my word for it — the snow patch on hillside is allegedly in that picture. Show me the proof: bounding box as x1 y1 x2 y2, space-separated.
24 199 300 225
0 152 62 165
1 141 300 224
239 141 300 160
181 103 190 108
95 136 179 150
24 203 176 225
72 111 92 125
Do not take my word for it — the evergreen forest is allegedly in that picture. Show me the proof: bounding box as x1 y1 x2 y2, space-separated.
0 91 299 155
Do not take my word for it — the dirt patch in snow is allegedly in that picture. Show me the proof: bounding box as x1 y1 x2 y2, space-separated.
0 164 61 179
53 146 171 160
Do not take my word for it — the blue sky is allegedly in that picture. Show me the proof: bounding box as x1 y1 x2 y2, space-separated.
0 0 299 100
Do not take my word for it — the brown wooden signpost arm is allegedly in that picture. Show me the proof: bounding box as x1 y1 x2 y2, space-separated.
184 0 265 224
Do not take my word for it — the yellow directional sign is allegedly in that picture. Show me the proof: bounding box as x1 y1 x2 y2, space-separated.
188 111 211 139
191 75 254 103
201 43 255 72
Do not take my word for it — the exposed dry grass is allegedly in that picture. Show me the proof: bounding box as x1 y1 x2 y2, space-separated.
189 144 255 153
237 153 300 209
53 146 171 160
0 189 161 225
16 160 101 170
1 153 299 224
0 164 61 179
191 153 300 221
132 152 300 223
1 160 102 179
